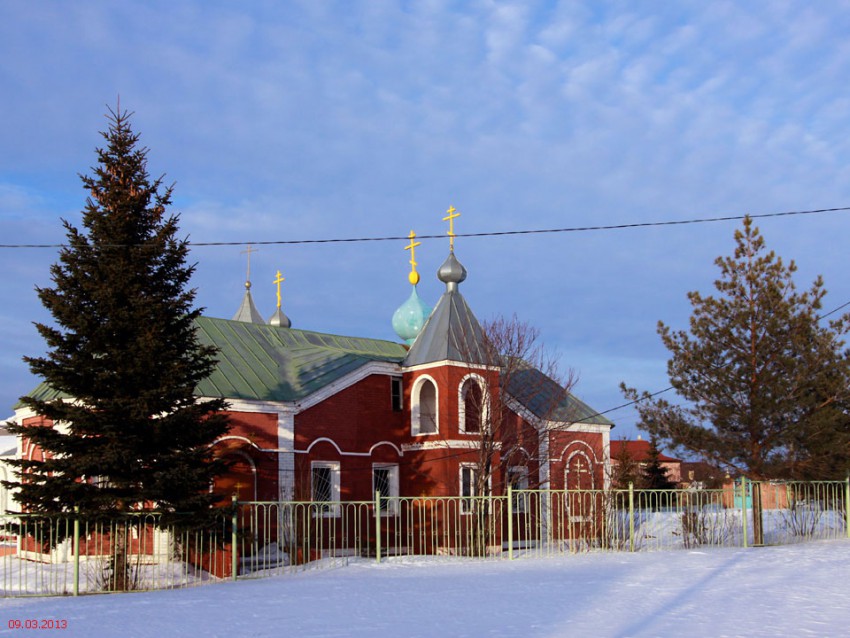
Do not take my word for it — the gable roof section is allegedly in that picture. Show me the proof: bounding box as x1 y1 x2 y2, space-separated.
506 366 613 427
22 317 408 406
611 439 680 463
403 289 495 367
20 315 612 424
194 316 407 402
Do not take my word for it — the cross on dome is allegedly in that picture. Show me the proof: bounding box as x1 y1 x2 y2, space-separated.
232 245 265 323
268 267 292 328
438 205 466 289
405 230 421 286
273 270 285 309
392 229 431 344
240 245 258 289
443 205 460 251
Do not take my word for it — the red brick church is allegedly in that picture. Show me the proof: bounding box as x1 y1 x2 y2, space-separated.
10 213 614 514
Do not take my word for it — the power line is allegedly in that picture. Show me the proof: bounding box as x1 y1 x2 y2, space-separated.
1 205 848 249
589 296 850 421
819 299 850 319
368 295 850 471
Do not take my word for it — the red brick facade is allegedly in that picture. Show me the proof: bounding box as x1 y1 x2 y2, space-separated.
209 362 610 507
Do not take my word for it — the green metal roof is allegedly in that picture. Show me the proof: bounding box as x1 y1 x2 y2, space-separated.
20 317 408 406
16 381 65 406
506 366 614 427
194 316 407 402
19 317 611 427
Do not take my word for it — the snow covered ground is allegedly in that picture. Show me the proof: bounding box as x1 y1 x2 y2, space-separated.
1 539 848 637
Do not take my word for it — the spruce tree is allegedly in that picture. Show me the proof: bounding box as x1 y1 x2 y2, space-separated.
641 437 675 490
5 107 229 523
621 217 850 482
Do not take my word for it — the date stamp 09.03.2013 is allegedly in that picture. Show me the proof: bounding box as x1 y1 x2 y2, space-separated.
6 619 68 630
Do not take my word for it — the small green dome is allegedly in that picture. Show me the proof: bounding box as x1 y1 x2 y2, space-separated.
392 287 432 344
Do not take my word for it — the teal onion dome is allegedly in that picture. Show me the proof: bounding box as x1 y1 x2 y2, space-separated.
392 286 432 344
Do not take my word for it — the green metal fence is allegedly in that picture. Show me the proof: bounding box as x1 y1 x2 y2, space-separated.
2 479 848 596
0 510 235 596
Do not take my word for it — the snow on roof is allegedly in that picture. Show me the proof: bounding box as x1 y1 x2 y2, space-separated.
0 434 17 457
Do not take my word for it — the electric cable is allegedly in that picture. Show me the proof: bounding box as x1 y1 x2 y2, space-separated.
1 205 848 249
376 295 850 472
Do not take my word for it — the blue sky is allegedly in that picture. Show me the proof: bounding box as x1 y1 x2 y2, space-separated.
3 1 850 439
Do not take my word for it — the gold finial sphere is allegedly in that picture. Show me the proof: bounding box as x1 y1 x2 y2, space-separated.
405 230 422 286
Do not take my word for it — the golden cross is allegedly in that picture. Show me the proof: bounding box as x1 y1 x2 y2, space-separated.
273 270 285 309
443 205 460 250
240 245 258 281
405 230 421 285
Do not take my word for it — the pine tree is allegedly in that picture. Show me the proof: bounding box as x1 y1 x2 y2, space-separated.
5 107 229 524
622 217 850 480
622 217 850 542
641 437 675 490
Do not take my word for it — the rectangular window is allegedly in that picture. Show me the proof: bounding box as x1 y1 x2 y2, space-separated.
372 464 399 516
391 377 403 412
508 466 529 513
311 462 340 517
313 466 332 502
460 464 478 514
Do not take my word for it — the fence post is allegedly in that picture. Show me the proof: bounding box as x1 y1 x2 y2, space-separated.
741 477 748 549
73 506 80 597
628 482 635 552
601 489 607 551
375 490 382 564
507 485 514 561
845 475 850 539
231 494 238 581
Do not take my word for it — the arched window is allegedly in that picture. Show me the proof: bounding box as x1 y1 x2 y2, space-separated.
458 375 488 434
412 376 438 435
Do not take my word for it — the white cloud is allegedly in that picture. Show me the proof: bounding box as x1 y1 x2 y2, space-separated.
3 0 850 422
0 184 45 219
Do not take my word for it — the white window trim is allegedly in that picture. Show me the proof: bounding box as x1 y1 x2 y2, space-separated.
372 463 399 517
508 466 529 513
459 463 491 515
311 461 341 518
411 374 439 436
458 373 489 434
